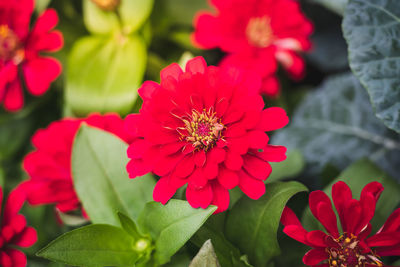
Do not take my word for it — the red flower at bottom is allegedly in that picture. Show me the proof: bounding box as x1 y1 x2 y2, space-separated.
0 186 37 267
281 181 400 266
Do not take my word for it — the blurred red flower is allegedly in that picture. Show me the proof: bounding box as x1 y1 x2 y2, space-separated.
0 186 37 267
193 0 313 97
125 57 289 213
0 0 63 111
281 181 400 266
22 113 134 217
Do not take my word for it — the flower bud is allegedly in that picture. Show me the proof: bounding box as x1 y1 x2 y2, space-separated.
90 0 120 11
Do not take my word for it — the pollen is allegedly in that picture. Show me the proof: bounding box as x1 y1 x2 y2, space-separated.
0 25 24 64
180 108 224 150
245 16 274 48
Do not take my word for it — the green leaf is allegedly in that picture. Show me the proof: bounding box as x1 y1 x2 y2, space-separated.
191 215 250 267
118 212 144 240
83 0 154 35
72 125 156 226
189 240 221 267
138 200 217 265
343 0 400 133
267 150 305 183
272 73 400 181
37 224 138 266
302 158 400 233
311 0 348 15
225 181 308 267
66 34 146 116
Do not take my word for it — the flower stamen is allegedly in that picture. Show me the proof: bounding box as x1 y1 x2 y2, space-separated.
180 108 224 150
0 25 24 64
246 16 274 48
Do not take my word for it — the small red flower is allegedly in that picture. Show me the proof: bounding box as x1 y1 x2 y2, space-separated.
193 0 313 97
22 113 134 217
125 57 289 213
0 185 37 267
281 181 400 266
0 0 63 111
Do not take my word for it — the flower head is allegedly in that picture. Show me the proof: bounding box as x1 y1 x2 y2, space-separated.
22 113 134 217
0 0 63 111
281 181 400 266
0 185 37 267
193 0 313 97
125 57 289 213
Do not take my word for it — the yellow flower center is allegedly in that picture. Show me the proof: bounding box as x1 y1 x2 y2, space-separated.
0 25 24 64
180 108 224 150
327 234 383 267
245 16 274 48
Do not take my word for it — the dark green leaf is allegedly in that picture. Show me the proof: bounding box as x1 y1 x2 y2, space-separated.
226 181 308 267
267 150 305 183
189 240 221 267
37 224 138 266
72 125 155 226
343 0 400 133
83 0 154 35
272 73 400 181
138 200 216 265
302 158 400 233
66 34 146 116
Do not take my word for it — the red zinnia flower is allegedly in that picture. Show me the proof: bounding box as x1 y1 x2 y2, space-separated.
0 0 63 111
22 113 134 217
193 0 313 97
0 185 37 267
281 181 400 266
125 57 289 213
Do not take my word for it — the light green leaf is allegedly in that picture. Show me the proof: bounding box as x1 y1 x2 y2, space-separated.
37 224 138 266
226 181 308 267
66 34 146 116
189 240 221 267
343 0 400 133
311 0 348 15
302 158 400 233
83 0 154 35
138 200 217 265
267 150 305 183
72 125 156 226
272 73 400 181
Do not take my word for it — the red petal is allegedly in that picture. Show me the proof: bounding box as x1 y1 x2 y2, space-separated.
3 80 23 112
186 183 213 209
6 248 26 267
32 9 59 34
126 158 152 178
153 153 182 177
13 227 37 247
194 150 206 167
3 187 26 225
247 131 269 149
224 151 243 171
160 63 182 81
380 208 400 233
185 56 207 75
153 176 178 205
317 202 339 238
23 57 61 95
203 160 219 180
332 181 352 230
0 251 12 267
138 81 160 100
207 147 226 163
283 225 309 245
361 181 383 202
173 155 195 178
238 170 265 199
217 166 239 189
302 248 328 266
188 168 207 189
257 107 289 132
254 145 287 162
306 230 328 247
211 182 230 213
243 155 272 180
366 232 400 247
260 76 280 97
281 207 302 227
343 199 362 235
